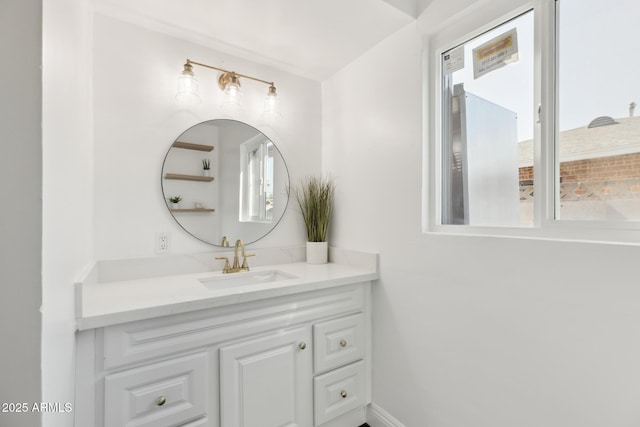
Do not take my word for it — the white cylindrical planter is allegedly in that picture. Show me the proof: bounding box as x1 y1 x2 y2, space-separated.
306 241 328 264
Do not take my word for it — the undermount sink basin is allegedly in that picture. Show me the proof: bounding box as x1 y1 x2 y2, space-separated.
199 270 298 290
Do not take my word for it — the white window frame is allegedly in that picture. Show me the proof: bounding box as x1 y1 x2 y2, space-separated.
424 0 640 244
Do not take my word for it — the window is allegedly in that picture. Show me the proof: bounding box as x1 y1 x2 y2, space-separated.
557 0 640 221
441 10 534 227
429 0 640 242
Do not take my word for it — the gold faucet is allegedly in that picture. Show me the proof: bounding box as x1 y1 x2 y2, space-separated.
215 239 255 274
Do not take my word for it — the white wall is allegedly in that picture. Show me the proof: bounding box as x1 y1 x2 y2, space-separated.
322 2 640 426
92 13 321 260
42 0 94 426
0 1 42 426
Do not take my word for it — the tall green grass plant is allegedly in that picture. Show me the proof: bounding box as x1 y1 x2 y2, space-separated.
293 176 335 242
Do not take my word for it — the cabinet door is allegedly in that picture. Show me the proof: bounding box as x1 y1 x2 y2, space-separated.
220 326 313 427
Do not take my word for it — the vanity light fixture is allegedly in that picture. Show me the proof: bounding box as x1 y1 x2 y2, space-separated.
177 59 279 116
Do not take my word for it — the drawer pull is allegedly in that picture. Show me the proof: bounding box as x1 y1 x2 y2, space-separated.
339 339 347 347
156 396 167 406
298 342 307 350
340 390 348 398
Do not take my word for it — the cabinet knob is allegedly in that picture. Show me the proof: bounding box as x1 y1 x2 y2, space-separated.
156 396 167 406
298 342 307 350
339 339 347 347
340 390 348 399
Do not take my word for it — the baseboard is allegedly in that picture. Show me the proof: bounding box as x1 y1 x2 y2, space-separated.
366 403 406 427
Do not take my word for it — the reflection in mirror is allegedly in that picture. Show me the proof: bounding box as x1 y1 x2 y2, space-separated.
240 136 274 223
161 119 289 246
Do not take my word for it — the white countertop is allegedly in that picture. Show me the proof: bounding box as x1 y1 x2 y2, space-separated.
76 248 378 330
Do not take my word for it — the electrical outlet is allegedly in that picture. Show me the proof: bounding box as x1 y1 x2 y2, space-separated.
156 232 170 253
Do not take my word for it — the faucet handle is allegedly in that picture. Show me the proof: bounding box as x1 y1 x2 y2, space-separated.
240 252 255 270
215 256 231 274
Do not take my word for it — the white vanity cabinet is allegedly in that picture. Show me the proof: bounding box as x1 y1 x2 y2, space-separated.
77 281 372 427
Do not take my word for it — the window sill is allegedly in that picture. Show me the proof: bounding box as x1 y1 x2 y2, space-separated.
426 222 640 247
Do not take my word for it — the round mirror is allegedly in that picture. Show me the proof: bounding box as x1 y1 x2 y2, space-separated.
161 119 290 246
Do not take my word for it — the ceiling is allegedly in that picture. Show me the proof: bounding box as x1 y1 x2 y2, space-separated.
93 0 421 80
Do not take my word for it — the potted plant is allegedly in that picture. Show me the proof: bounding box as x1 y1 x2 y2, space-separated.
293 176 335 264
202 158 211 177
168 195 183 209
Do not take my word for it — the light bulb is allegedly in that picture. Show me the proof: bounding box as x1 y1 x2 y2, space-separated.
176 62 201 104
218 72 242 113
224 81 240 96
262 84 280 119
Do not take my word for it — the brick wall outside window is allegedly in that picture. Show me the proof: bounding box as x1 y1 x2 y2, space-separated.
519 152 640 204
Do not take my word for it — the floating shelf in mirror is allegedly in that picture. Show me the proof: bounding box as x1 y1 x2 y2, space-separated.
172 141 214 152
164 173 215 182
161 119 290 247
171 208 216 213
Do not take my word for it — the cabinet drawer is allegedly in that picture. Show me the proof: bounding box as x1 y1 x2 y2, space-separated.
104 352 207 427
313 313 365 373
313 360 366 426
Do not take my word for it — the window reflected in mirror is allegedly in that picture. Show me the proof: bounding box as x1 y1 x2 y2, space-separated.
240 137 275 223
